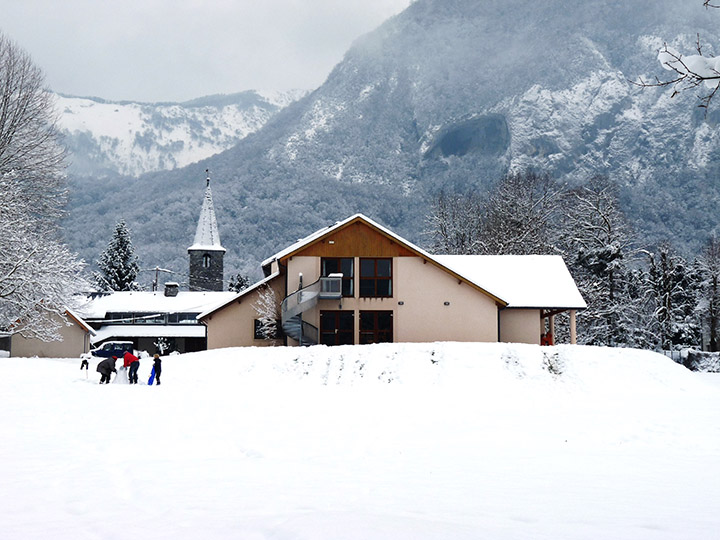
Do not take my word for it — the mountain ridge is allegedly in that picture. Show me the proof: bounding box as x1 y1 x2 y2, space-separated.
63 0 720 287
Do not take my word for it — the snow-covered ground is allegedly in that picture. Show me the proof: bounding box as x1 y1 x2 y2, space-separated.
1 343 718 540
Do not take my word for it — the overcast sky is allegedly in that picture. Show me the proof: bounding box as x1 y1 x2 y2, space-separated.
1 0 412 103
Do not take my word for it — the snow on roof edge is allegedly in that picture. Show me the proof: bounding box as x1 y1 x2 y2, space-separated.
197 271 281 320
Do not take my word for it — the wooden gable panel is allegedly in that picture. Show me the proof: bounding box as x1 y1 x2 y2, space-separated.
290 221 417 259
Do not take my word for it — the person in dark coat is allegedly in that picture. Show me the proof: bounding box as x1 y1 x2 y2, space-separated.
123 351 140 384
153 354 162 385
97 357 117 384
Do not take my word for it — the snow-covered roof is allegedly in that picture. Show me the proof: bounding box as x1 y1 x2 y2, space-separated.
77 291 236 319
188 184 225 252
65 308 96 335
259 214 585 311
91 324 206 344
198 271 281 320
434 255 587 310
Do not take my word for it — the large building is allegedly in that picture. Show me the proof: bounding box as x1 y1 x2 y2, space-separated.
199 214 586 348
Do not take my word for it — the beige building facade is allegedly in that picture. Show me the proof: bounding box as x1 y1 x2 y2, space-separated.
9 310 94 358
200 215 586 349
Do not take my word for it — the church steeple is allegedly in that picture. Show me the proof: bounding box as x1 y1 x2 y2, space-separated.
188 170 226 291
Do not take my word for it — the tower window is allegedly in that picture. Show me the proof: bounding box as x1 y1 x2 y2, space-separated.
202 253 211 268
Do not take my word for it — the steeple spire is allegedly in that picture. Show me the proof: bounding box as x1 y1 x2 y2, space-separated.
188 169 226 291
189 170 225 252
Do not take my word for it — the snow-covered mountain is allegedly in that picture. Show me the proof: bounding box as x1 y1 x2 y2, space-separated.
56 90 306 177
64 0 720 282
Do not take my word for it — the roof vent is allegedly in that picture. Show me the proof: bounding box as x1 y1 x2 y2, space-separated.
164 282 179 297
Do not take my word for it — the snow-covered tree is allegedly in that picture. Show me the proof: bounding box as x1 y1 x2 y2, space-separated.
559 176 649 347
0 34 85 341
478 171 562 255
638 1 720 110
228 273 251 293
426 190 484 254
697 236 720 351
427 171 563 256
154 337 171 355
646 244 702 350
94 220 141 291
252 285 279 341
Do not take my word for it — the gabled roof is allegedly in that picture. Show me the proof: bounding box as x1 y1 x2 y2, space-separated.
65 308 96 336
188 184 225 252
259 214 586 311
262 214 506 305
198 271 281 320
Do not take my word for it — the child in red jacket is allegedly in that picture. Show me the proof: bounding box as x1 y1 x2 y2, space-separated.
123 351 140 384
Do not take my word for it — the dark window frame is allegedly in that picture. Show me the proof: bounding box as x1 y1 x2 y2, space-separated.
359 258 392 298
320 311 355 346
359 311 393 344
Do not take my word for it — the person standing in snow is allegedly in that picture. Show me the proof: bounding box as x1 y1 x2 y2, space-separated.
123 350 140 384
97 356 117 384
153 354 162 385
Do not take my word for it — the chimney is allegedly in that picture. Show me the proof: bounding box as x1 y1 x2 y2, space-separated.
164 282 179 297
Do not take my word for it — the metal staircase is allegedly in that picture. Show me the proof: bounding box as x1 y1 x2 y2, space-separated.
281 274 343 346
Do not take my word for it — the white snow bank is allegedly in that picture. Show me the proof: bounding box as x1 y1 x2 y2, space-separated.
0 343 718 540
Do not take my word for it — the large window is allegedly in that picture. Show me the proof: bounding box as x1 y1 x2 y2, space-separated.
359 258 392 297
321 258 354 297
360 311 393 344
320 311 354 345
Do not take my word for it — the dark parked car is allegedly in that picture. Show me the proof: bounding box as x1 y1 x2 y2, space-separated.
90 341 134 358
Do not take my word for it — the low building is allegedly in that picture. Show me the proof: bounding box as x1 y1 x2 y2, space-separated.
7 309 95 358
78 284 235 354
199 214 586 348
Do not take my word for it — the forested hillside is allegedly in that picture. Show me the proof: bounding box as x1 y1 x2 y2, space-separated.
63 0 720 287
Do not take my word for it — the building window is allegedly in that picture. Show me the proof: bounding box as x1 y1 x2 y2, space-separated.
321 258 354 297
359 258 392 297
360 311 393 344
320 311 354 345
202 253 211 268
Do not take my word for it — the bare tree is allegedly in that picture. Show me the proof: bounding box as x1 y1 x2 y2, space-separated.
634 2 720 110
426 190 484 254
426 171 563 256
559 176 651 347
697 236 720 351
0 33 85 341
478 171 562 255
253 285 280 341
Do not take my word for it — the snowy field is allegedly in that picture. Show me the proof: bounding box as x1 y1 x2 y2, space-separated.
1 343 719 540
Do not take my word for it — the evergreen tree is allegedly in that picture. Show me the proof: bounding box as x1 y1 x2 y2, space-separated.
94 220 140 291
228 273 252 293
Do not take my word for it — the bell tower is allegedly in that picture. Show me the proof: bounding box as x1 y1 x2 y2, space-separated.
188 170 225 291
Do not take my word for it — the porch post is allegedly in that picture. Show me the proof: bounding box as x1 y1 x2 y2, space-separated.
549 314 555 345
569 310 577 344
